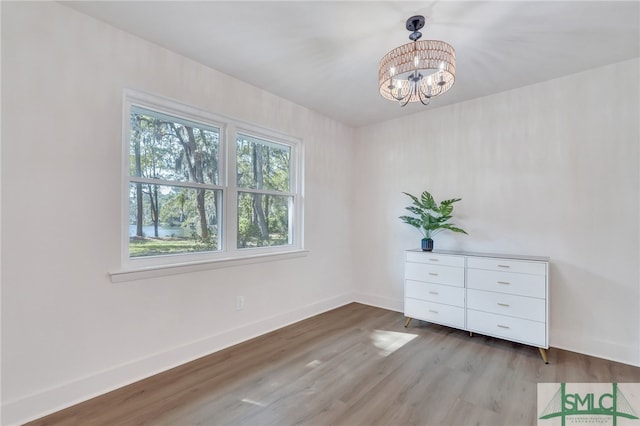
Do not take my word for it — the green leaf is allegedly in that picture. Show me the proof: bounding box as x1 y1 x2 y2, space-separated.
420 191 437 210
405 206 423 215
440 224 468 234
402 192 423 209
399 215 421 228
439 204 454 217
440 198 462 206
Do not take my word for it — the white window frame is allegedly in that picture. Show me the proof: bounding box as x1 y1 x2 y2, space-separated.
113 90 305 282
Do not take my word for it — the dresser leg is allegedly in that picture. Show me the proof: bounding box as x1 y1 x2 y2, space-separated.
404 317 412 328
538 347 549 364
469 331 473 337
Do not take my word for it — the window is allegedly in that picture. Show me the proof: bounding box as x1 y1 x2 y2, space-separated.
236 134 293 248
122 91 303 271
128 107 222 258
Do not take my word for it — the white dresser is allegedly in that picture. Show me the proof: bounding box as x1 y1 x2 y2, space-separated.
404 249 549 362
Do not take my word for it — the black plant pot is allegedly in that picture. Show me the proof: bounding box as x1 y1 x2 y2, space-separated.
421 238 434 251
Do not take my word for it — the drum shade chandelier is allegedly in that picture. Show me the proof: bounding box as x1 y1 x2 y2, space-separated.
379 15 456 106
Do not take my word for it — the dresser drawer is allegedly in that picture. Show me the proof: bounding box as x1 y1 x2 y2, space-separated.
467 289 545 322
467 309 546 347
404 298 465 329
467 257 546 275
405 262 465 287
406 280 465 307
406 252 465 268
467 268 546 299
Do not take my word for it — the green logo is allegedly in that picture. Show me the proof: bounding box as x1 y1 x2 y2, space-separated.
539 383 639 426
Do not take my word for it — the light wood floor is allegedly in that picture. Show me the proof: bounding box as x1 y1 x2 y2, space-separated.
29 303 640 426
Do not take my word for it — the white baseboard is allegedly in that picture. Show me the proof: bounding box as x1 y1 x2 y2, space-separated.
352 292 403 313
1 293 353 426
550 330 640 367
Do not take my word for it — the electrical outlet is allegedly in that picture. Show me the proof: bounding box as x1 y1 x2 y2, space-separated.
236 296 245 311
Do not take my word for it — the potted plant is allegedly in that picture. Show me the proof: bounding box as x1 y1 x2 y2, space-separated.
399 190 467 251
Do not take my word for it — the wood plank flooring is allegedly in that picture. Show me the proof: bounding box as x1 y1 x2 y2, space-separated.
29 303 640 426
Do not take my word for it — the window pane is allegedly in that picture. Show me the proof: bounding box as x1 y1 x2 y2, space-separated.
237 192 292 248
130 107 220 185
236 134 290 191
129 183 221 257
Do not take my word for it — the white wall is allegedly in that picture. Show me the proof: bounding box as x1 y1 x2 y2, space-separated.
353 58 640 366
1 3 355 424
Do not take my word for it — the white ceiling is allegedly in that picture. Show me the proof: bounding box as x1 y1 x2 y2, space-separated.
63 1 640 128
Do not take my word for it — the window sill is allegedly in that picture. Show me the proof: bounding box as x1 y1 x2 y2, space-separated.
109 249 309 283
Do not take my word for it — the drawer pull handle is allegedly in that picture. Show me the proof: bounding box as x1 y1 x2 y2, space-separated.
497 264 510 268
429 258 439 262
497 324 510 329
428 291 439 295
429 310 439 314
497 281 511 285
497 303 510 307
429 273 439 276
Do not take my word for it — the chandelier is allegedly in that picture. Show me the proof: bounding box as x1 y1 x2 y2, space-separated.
379 15 456 107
